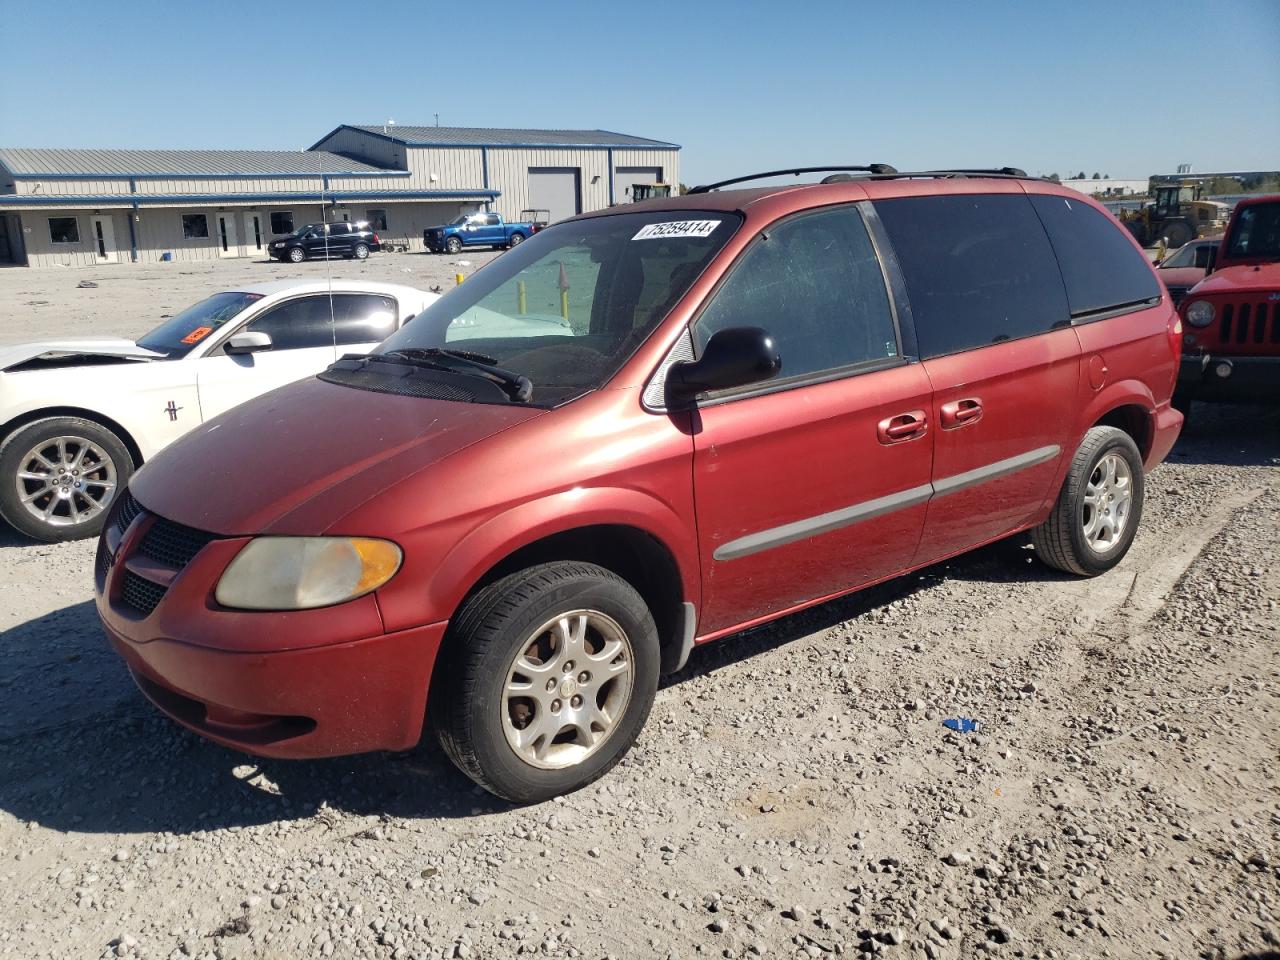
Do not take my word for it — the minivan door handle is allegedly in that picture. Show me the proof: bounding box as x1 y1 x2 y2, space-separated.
940 397 983 429
877 410 928 444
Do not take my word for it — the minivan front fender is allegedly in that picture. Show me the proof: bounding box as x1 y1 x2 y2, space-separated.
376 485 700 634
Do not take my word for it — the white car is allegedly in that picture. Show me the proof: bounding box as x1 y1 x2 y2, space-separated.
0 279 437 542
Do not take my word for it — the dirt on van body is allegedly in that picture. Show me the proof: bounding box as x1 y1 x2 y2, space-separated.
0 257 1277 960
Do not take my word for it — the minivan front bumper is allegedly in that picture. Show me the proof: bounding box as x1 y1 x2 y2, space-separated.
101 616 446 758
95 505 447 759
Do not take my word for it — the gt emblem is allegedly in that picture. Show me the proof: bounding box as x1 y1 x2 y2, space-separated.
164 400 183 422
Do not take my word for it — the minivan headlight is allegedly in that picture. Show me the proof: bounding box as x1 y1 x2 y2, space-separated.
215 537 402 610
1185 300 1215 328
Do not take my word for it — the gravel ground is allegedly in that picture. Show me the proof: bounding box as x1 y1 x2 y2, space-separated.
0 258 1277 960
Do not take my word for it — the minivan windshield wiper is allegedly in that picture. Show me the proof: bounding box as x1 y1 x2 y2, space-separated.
375 347 534 403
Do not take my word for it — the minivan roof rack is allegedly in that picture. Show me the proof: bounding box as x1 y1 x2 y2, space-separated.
929 167 1030 178
687 165 899 194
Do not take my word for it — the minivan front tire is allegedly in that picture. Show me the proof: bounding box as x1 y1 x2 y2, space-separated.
287 246 306 263
432 561 660 803
1032 426 1145 576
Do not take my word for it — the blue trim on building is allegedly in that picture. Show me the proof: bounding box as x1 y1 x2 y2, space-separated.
0 189 500 208
5 169 412 181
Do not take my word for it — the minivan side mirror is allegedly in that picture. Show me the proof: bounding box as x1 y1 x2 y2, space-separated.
225 331 273 355
667 327 782 404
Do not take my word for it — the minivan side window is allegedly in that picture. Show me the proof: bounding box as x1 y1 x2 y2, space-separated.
694 205 898 383
873 194 1069 359
1029 195 1161 317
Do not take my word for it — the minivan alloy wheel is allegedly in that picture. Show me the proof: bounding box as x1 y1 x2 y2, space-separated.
502 609 634 769
1082 452 1132 553
16 435 116 527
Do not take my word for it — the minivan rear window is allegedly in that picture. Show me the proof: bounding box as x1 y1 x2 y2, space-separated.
1029 194 1161 317
873 194 1069 359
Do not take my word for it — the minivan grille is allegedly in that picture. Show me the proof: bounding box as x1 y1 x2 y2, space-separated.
139 517 217 569
112 489 142 536
121 570 167 617
109 497 220 618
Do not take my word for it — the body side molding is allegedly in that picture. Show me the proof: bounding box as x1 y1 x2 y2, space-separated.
712 444 1062 562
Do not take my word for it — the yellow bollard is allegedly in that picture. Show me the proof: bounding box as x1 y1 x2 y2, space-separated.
560 289 569 322
455 273 465 286
517 280 527 315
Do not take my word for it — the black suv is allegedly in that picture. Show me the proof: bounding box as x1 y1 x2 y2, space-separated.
269 221 381 263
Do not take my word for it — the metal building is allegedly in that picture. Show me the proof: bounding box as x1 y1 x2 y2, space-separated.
0 126 680 268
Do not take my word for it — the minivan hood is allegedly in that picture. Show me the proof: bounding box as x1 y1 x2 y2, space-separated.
129 376 544 535
0 337 163 371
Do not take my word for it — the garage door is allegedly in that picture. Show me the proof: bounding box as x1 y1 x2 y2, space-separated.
614 166 663 204
527 168 581 225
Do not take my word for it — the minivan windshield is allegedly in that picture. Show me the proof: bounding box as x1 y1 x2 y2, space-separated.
373 211 741 405
135 291 265 358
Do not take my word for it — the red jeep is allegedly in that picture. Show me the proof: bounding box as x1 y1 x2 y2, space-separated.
1176 194 1280 405
96 167 1183 802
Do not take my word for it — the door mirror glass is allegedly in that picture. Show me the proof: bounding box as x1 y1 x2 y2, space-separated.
667 327 781 403
225 330 273 355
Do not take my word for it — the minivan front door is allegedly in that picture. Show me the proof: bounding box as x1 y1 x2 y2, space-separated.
687 204 934 636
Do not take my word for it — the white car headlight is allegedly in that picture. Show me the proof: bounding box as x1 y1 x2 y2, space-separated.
1185 300 1215 328
215 537 402 611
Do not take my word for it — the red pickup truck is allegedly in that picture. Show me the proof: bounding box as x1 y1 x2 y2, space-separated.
1176 194 1280 406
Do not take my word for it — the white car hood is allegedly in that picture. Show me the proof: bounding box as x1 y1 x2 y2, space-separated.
0 337 165 372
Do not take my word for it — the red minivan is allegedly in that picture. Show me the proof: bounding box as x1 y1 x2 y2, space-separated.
96 167 1183 802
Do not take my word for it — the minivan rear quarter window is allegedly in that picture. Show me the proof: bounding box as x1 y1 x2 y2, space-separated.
1029 194 1161 317
873 194 1069 358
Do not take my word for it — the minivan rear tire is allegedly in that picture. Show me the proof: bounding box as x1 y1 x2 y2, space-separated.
1032 426 1145 576
431 561 660 803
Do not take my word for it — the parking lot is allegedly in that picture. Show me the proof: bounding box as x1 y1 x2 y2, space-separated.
0 254 1277 960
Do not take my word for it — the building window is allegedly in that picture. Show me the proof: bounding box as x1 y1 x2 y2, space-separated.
271 211 294 235
181 214 209 240
366 209 388 231
48 217 80 244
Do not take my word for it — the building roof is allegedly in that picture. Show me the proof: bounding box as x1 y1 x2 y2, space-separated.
323 124 680 149
0 148 392 179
